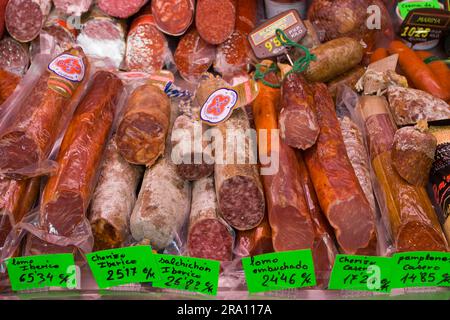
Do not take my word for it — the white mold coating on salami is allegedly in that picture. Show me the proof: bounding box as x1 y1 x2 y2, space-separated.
130 157 191 250
0 37 29 75
5 0 50 43
97 0 149 19
77 18 126 69
90 139 143 250
187 176 233 261
125 22 167 74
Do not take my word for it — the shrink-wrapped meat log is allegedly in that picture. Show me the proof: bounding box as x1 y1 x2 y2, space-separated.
89 139 143 250
97 0 148 19
0 47 89 178
0 69 20 106
115 84 171 167
304 83 377 254
235 216 273 257
28 71 123 254
152 0 194 36
195 0 236 45
359 96 448 252
187 176 234 261
0 37 29 76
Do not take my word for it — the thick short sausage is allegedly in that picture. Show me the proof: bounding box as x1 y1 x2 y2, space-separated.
195 0 236 45
152 0 194 36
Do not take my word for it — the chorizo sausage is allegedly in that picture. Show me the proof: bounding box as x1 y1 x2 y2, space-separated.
279 73 319 150
359 96 448 252
0 47 89 179
115 84 170 167
195 0 236 45
89 138 144 250
0 69 20 106
304 83 376 254
187 176 234 261
40 71 123 240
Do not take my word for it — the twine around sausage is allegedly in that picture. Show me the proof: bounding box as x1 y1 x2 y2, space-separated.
253 29 317 88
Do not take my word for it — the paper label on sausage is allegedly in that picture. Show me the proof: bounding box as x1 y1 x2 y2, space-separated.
152 254 220 296
248 9 307 59
391 252 450 288
242 249 316 293
48 54 85 82
399 8 450 45
6 254 77 291
398 0 441 19
328 255 392 293
200 88 238 125
86 246 160 289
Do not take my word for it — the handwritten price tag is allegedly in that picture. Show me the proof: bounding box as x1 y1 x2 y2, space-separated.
86 246 159 289
6 254 77 291
392 251 450 289
398 0 441 19
152 254 220 296
328 255 392 293
242 249 316 293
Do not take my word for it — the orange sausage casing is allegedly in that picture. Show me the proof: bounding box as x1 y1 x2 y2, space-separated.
304 83 377 254
415 50 450 101
388 41 449 101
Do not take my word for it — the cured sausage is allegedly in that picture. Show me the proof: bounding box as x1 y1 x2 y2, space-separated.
187 176 234 261
77 9 126 70
174 28 216 83
392 122 437 187
5 0 51 43
195 74 265 231
130 100 191 250
171 98 214 181
304 83 376 254
304 37 364 83
358 96 448 252
0 37 29 76
279 73 319 150
40 71 123 240
97 0 149 19
90 138 143 250
125 13 169 74
327 66 365 100
152 0 194 36
0 69 20 106
0 177 40 249
53 0 92 15
195 0 236 45
0 47 89 178
386 86 450 127
214 0 257 78
115 84 170 167
235 216 274 257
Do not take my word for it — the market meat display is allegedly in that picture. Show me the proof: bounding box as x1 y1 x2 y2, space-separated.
0 0 449 297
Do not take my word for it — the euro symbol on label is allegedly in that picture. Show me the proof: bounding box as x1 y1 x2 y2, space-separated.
366 265 381 290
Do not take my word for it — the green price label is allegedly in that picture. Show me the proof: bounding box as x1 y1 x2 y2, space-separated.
86 246 159 289
242 249 316 293
152 254 220 296
6 254 77 291
328 254 392 293
398 0 441 19
392 251 450 288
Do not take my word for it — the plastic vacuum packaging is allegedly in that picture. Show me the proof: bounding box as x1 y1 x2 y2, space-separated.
0 37 30 76
53 0 93 16
151 0 194 36
76 8 126 70
358 95 449 252
0 47 90 179
20 71 124 256
0 69 21 106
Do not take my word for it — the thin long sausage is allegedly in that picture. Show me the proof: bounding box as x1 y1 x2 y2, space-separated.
304 83 376 254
